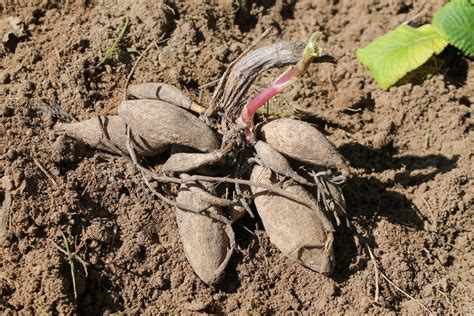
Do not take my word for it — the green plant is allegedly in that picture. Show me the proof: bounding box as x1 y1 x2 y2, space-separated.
357 0 474 90
97 19 129 67
61 232 78 300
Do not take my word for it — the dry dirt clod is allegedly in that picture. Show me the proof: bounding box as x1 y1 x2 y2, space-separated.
118 99 220 153
175 181 234 285
55 116 165 156
250 165 335 274
259 118 350 178
128 82 206 114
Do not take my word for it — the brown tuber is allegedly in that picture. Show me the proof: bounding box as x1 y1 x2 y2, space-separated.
250 165 335 274
254 140 312 185
55 116 163 156
162 150 224 173
52 33 347 284
128 83 206 114
118 100 220 153
259 118 350 177
175 181 234 285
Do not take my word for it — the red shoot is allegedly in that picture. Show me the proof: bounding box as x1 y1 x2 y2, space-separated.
238 32 323 142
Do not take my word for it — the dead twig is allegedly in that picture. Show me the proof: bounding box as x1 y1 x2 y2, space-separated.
123 35 168 101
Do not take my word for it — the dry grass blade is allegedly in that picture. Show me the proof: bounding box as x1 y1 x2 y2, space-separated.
61 232 78 300
366 244 433 315
366 243 380 303
32 157 57 186
97 18 129 67
49 238 88 278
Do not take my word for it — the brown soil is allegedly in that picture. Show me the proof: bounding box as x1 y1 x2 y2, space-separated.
1 0 472 314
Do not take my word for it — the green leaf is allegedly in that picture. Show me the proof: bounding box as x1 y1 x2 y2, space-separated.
357 24 448 90
433 0 474 56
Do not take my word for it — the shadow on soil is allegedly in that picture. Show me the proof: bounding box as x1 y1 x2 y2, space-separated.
330 142 459 281
209 141 459 285
397 46 470 88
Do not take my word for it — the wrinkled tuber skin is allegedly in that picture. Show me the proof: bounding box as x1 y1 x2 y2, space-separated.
119 100 220 153
259 118 350 178
175 181 234 285
128 83 206 114
250 165 335 274
254 140 312 186
162 150 224 173
55 116 163 156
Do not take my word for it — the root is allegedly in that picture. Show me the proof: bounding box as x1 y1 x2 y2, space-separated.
92 116 322 216
365 243 433 315
124 126 232 225
233 155 255 218
309 170 349 227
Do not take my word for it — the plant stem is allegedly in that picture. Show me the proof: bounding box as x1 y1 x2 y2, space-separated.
239 32 323 141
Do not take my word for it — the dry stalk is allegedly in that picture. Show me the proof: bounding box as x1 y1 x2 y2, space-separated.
208 27 273 117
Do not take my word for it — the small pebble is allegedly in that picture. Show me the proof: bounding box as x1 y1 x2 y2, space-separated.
105 64 112 74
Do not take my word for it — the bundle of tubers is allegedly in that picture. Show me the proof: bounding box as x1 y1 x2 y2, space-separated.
54 31 350 285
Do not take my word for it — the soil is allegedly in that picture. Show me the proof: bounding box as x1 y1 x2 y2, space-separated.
1 0 472 314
